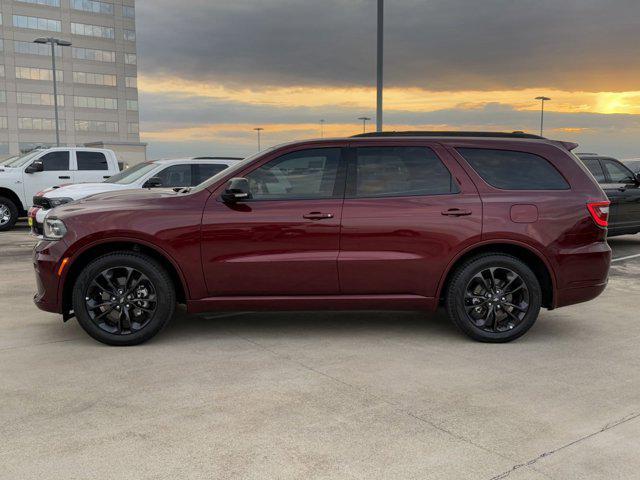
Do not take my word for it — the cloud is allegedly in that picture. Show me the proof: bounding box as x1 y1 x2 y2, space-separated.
137 0 640 92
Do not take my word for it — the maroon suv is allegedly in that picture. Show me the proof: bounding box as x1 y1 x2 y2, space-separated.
33 132 611 345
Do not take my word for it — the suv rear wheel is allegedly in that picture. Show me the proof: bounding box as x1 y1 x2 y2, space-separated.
446 253 542 342
0 197 19 232
72 252 176 346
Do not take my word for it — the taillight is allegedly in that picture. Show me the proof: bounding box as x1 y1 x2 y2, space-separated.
587 201 610 227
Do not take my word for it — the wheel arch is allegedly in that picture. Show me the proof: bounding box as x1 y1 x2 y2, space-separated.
61 239 188 317
437 241 556 309
0 187 25 214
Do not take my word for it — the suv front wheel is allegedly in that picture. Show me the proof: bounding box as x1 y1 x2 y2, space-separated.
72 252 176 346
446 253 542 342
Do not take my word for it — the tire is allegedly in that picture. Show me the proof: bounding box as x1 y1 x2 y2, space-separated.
445 253 542 343
0 196 19 232
72 251 176 346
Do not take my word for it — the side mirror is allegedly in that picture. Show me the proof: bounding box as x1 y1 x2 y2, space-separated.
143 177 162 188
635 173 640 185
221 177 252 203
25 161 44 174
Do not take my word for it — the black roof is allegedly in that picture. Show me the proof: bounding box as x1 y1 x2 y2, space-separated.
351 131 545 139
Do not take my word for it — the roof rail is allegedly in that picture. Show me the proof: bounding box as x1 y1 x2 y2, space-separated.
351 131 545 139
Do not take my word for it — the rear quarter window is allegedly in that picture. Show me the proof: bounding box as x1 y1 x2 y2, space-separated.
457 148 570 190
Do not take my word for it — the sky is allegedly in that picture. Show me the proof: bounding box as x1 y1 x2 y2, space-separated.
135 0 640 160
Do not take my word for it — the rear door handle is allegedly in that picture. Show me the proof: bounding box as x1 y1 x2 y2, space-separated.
442 208 472 217
58 175 71 179
303 212 334 220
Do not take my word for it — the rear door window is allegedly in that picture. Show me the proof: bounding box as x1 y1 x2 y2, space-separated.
350 146 458 198
582 158 606 183
457 148 569 190
192 163 228 186
77 151 108 171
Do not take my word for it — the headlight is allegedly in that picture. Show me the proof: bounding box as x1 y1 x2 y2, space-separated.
49 197 74 208
43 217 67 240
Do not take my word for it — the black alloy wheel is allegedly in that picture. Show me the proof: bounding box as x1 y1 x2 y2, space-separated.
446 253 542 343
73 252 175 346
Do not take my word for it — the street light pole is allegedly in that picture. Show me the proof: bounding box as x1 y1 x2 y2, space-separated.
376 0 383 132
320 119 325 138
34 37 72 147
358 116 371 134
535 96 551 137
253 127 264 151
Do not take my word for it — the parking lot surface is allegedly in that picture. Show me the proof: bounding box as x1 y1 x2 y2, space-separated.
2 222 640 479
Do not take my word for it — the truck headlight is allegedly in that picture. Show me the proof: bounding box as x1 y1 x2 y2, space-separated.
43 218 67 240
49 197 74 208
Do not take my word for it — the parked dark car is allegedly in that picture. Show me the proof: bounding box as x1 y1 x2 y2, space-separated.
577 153 640 236
33 132 611 346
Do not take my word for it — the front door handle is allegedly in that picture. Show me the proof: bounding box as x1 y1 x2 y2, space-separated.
303 212 334 220
58 175 71 179
442 208 472 217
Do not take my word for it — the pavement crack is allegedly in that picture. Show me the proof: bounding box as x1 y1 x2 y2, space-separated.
488 411 640 479
230 331 518 465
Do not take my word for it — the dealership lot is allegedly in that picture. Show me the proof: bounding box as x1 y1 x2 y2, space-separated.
2 222 640 479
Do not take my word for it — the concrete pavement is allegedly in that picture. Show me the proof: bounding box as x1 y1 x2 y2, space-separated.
1 224 640 479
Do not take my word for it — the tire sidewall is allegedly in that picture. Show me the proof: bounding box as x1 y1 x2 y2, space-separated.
0 197 18 232
448 256 542 342
72 253 175 346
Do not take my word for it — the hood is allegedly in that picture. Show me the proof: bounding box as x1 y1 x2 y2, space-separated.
52 187 183 219
41 182 129 199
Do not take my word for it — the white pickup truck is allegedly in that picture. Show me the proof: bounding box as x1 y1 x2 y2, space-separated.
0 147 119 231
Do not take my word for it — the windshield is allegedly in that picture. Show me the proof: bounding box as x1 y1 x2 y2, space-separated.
191 147 277 193
3 151 41 168
104 162 158 184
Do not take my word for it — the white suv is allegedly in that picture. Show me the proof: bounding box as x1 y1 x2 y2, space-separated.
0 147 120 231
29 157 241 235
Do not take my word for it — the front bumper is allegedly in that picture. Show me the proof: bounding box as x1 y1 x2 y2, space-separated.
28 207 48 236
33 239 68 314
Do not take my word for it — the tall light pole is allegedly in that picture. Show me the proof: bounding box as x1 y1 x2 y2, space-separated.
535 96 551 137
358 116 371 134
253 127 264 151
376 0 384 132
34 37 72 147
320 119 325 138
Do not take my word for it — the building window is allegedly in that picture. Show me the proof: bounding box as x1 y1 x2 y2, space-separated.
15 0 60 6
0 40 3 52
13 15 62 32
18 117 66 130
0 66 5 77
126 100 138 111
0 117 7 129
73 71 117 87
72 47 115 63
75 120 118 133
71 22 115 39
127 122 139 134
123 6 135 18
71 0 114 15
74 96 118 109
17 92 64 106
14 41 62 56
125 76 137 88
15 67 63 81
124 53 137 65
123 29 136 42
0 91 5 103
0 143 9 155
